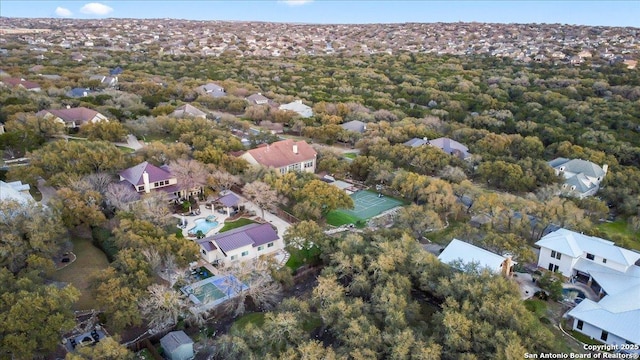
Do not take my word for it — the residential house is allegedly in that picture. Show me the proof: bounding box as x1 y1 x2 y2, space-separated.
66 87 96 98
548 158 607 199
246 93 270 105
196 82 226 98
438 238 515 275
259 120 284 134
403 137 429 148
160 331 194 360
279 100 313 118
197 223 282 266
89 75 118 88
341 120 367 133
1 77 41 92
535 228 640 346
240 139 317 175
109 66 123 76
118 161 192 200
0 180 34 205
171 104 207 119
36 107 108 128
429 137 470 159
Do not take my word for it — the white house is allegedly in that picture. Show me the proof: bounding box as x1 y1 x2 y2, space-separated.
279 100 313 118
547 158 608 199
535 228 640 346
160 331 194 360
197 223 282 266
0 180 34 205
438 238 514 275
240 139 317 175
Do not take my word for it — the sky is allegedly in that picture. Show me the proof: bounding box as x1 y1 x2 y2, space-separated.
1 1 638 27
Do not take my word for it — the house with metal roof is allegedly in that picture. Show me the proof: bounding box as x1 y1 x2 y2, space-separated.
548 158 608 199
0 180 34 205
536 228 640 346
240 139 317 175
195 82 226 98
438 238 514 275
341 120 367 134
197 223 282 266
118 161 198 200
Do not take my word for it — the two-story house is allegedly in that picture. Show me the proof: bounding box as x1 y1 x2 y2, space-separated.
197 223 282 266
118 161 182 199
535 228 640 346
548 158 608 199
240 139 317 175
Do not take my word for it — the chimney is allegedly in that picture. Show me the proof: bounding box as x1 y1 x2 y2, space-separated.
142 171 150 193
66 105 71 109
293 143 298 154
602 164 608 174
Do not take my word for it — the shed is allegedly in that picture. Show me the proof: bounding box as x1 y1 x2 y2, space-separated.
160 331 194 360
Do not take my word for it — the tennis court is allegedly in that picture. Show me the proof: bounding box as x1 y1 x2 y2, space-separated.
328 190 404 226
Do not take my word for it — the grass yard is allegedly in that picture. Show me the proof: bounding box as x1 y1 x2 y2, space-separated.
343 152 358 159
116 145 135 154
50 236 110 310
285 246 321 271
597 220 640 250
326 210 361 227
424 220 464 245
219 218 258 233
230 312 266 334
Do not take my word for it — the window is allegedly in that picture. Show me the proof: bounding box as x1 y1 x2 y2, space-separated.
586 253 595 260
279 167 287 175
201 249 206 255
576 320 583 330
241 251 249 257
551 250 561 259
601 331 608 342
154 182 160 187
602 258 607 264
304 161 314 168
257 246 264 251
556 253 561 260
267 242 274 248
230 255 237 261
137 185 145 191
548 263 558 272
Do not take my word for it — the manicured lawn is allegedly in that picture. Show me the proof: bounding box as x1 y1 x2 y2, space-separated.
286 246 321 271
343 152 358 159
49 236 110 310
116 145 135 154
597 220 640 250
524 299 547 318
424 220 464 245
571 330 603 346
326 210 361 227
219 218 258 233
230 312 266 334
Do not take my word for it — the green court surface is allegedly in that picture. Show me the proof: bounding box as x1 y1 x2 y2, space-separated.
328 190 404 226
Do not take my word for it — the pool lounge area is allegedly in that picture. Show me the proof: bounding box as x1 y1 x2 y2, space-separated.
182 275 249 310
187 216 220 237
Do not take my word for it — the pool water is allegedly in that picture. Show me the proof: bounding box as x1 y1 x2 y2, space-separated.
188 218 219 236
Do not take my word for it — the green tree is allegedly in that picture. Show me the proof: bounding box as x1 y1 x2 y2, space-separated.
65 336 133 360
79 121 129 142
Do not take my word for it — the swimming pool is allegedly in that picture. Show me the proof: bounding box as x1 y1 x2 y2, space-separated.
562 288 586 300
188 217 219 237
182 275 250 309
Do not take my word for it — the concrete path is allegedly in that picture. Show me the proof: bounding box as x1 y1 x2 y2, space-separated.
36 177 56 204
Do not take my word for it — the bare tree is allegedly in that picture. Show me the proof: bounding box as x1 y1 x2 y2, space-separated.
242 181 278 218
169 158 210 200
218 259 282 317
105 182 140 211
132 192 172 226
209 170 241 193
139 284 190 334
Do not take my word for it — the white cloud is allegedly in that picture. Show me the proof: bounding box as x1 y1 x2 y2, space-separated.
279 0 313 6
79 2 114 15
54 7 73 17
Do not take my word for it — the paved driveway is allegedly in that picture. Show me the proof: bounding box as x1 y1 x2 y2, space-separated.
36 177 56 204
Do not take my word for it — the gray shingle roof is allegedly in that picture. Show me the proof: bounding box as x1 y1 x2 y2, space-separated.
118 161 173 186
203 223 279 253
160 331 193 353
217 193 240 207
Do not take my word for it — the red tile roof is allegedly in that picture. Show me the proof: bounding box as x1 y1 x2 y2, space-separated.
244 139 316 169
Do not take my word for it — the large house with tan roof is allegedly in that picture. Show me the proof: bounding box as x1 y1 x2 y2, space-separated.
36 107 108 128
240 139 317 175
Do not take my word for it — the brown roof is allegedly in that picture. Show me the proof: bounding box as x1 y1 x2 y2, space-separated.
245 139 316 168
3 77 40 89
36 107 102 125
